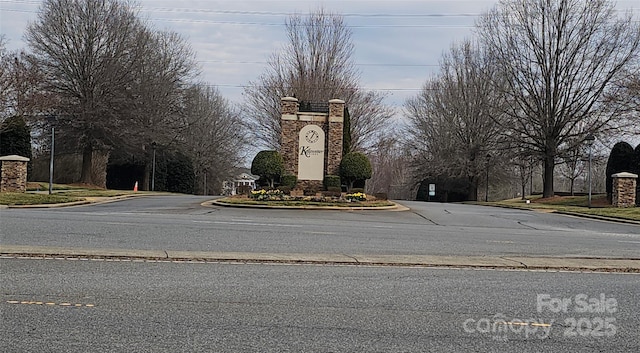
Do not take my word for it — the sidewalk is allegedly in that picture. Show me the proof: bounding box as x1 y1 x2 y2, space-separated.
2 245 638 273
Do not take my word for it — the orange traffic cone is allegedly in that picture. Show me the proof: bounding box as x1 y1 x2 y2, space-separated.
133 181 138 192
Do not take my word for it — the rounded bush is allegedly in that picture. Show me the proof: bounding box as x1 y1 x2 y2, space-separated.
339 152 372 191
280 174 298 188
251 150 284 188
323 175 341 189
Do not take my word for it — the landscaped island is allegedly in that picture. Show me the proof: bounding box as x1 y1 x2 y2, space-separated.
216 189 395 208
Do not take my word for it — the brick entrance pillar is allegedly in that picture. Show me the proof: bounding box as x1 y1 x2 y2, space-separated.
612 172 637 208
0 155 30 193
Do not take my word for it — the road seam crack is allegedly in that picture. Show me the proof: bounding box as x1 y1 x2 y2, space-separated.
500 257 528 268
412 212 438 225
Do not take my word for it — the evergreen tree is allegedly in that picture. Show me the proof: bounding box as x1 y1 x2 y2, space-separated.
605 141 634 202
342 106 351 156
0 116 32 159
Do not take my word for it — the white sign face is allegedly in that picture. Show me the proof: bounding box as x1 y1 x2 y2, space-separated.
429 183 436 196
297 125 325 181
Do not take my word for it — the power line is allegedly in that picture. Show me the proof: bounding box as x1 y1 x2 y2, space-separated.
197 59 439 67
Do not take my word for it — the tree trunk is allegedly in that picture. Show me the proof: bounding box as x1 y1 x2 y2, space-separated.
543 154 555 198
80 145 93 184
467 176 478 201
143 163 151 191
570 178 575 196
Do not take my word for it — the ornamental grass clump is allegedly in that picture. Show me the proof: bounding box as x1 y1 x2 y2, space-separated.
250 189 285 201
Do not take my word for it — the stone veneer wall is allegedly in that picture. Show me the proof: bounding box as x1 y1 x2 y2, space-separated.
280 97 300 176
280 97 344 190
0 155 30 193
327 99 345 176
612 172 637 208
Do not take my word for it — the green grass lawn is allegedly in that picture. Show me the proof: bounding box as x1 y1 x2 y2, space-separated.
0 192 83 205
488 195 640 221
1 185 144 206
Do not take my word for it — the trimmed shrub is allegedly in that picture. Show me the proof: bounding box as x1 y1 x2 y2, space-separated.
323 175 341 190
251 150 284 188
605 142 634 202
280 174 298 188
339 152 372 191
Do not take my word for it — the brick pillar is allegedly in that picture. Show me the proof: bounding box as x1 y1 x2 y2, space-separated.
326 99 345 176
612 172 637 208
0 155 30 193
280 97 299 176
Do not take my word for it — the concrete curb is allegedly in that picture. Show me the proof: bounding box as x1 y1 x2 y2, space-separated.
2 245 639 273
209 199 408 211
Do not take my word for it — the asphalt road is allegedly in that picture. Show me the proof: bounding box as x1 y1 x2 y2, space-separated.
1 195 638 258
2 196 639 352
1 258 638 352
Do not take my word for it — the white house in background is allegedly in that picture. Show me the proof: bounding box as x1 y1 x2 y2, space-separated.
222 172 259 195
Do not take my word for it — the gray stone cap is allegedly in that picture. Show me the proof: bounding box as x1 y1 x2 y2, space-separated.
0 155 30 162
328 99 345 104
282 96 299 102
612 172 638 179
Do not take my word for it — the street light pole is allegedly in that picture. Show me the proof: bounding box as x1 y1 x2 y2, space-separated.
151 142 157 192
203 169 207 196
585 134 595 208
48 115 56 195
485 153 491 202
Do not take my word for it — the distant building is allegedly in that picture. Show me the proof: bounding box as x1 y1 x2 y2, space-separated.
222 172 259 195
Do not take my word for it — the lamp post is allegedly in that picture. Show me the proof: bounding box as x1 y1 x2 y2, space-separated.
47 115 56 195
203 168 207 196
151 142 157 192
485 153 491 202
585 134 595 208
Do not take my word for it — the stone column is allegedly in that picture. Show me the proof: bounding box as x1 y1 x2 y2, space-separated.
612 172 637 208
326 99 345 176
280 97 299 176
0 155 30 193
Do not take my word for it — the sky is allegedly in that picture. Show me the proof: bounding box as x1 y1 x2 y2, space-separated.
1 0 639 118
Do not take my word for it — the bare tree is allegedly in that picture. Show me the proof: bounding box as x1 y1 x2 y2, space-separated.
366 134 414 199
405 40 506 201
180 84 248 194
125 29 199 189
243 8 393 151
476 0 640 198
26 0 145 186
558 146 587 195
0 36 10 119
0 39 54 124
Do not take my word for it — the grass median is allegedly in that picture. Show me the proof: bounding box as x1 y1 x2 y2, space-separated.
485 195 640 222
